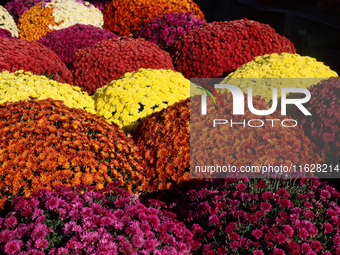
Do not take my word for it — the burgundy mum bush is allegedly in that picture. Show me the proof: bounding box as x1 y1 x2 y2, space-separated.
72 37 175 95
169 174 340 255
171 18 297 79
0 183 197 254
290 77 340 165
0 28 16 39
134 11 206 51
4 0 42 22
38 24 118 68
0 37 73 84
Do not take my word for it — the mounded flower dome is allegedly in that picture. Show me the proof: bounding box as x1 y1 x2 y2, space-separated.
92 68 190 133
0 70 95 114
171 19 297 79
38 24 118 68
0 37 73 84
0 98 148 209
72 37 175 95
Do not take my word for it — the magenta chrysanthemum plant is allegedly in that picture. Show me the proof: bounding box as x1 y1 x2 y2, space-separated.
38 24 118 68
170 170 340 255
0 183 197 254
4 0 43 22
134 11 206 51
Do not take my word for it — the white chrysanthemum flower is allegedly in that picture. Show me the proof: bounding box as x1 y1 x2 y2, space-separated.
45 0 103 30
0 6 18 37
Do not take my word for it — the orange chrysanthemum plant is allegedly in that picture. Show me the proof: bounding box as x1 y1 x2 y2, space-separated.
189 92 323 177
102 0 205 36
17 3 59 41
0 98 148 209
132 98 197 200
132 92 324 198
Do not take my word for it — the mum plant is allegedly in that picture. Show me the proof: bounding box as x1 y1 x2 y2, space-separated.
72 37 175 95
92 68 190 133
169 175 340 254
171 19 296 79
38 24 118 68
102 0 205 36
0 183 197 254
0 98 148 209
134 11 206 51
0 70 95 114
0 5 18 38
17 0 103 41
290 77 340 166
221 53 338 106
0 37 73 84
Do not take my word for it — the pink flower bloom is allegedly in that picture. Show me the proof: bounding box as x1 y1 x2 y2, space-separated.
35 238 49 249
301 243 311 253
323 222 334 233
297 228 308 240
4 240 22 254
276 232 286 244
260 202 272 212
304 210 315 219
4 217 18 228
311 240 322 252
228 232 240 241
252 229 263 239
283 225 294 237
235 183 247 191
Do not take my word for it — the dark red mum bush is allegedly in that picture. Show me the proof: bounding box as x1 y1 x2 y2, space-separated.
38 24 118 69
0 28 16 39
72 37 175 95
290 77 340 165
171 18 297 79
169 176 340 254
0 37 73 84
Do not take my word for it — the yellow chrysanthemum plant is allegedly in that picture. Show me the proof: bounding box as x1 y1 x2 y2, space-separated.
92 68 191 133
220 53 338 112
0 70 95 114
